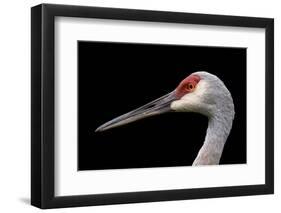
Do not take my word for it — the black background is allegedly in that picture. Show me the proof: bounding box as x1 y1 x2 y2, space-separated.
78 41 246 170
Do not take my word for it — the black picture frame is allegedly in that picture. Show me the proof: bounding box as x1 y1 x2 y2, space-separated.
31 3 274 209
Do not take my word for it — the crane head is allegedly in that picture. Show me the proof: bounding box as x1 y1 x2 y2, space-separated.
95 71 234 132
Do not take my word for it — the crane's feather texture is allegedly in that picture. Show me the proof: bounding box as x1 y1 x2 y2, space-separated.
171 72 235 165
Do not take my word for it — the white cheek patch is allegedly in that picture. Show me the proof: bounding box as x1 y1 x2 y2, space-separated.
170 81 213 116
171 99 197 112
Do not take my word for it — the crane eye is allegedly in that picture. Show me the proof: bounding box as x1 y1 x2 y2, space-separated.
186 83 194 90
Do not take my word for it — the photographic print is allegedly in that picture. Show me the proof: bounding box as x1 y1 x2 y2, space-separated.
78 41 246 170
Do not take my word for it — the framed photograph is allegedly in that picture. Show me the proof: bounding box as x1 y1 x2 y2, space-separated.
31 3 274 209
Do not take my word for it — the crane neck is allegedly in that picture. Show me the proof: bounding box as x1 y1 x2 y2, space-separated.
192 112 234 166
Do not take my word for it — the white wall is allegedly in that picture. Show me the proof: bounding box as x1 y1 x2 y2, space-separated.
0 0 279 212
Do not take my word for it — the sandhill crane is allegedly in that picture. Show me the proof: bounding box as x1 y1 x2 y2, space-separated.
95 71 235 166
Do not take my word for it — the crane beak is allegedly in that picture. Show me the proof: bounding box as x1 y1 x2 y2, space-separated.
95 91 177 132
